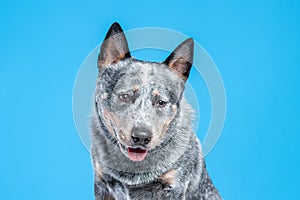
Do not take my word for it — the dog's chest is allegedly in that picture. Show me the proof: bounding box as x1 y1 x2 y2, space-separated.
126 180 172 199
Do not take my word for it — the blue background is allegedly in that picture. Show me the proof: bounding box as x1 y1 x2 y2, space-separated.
1 0 299 199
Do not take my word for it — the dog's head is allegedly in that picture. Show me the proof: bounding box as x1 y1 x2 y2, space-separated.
95 22 194 162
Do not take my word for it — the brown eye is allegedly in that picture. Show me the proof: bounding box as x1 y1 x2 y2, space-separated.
119 94 131 102
157 100 167 108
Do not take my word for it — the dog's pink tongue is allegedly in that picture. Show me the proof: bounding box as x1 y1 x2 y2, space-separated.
127 148 147 161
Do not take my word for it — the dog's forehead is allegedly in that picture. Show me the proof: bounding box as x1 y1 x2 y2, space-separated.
117 61 180 89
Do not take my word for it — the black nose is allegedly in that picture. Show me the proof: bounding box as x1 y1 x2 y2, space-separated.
131 127 152 145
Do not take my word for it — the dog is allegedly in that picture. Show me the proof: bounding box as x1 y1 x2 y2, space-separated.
91 22 222 200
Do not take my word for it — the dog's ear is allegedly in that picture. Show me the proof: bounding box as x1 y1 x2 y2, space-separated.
98 22 131 68
163 38 194 80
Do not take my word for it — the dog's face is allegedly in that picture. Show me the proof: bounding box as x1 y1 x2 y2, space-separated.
95 23 194 162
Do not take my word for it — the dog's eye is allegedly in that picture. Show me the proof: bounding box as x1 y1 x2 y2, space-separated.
119 94 131 102
157 100 167 108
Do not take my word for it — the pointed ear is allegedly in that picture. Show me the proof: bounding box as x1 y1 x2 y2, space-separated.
98 22 131 68
163 38 194 80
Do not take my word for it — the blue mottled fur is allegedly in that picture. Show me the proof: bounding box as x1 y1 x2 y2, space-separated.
90 22 222 200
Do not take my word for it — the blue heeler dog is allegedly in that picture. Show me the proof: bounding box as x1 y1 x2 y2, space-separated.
91 22 222 200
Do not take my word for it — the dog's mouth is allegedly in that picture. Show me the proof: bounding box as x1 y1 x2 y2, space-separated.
127 147 148 162
117 138 149 162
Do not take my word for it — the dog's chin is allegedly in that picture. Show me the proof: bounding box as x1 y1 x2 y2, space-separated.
118 143 148 162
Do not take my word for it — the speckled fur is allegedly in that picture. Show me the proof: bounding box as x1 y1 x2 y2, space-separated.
91 23 222 200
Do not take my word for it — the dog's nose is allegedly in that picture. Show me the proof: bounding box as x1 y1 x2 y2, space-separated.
131 127 152 145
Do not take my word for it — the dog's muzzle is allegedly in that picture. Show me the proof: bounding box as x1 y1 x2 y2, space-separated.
125 126 152 162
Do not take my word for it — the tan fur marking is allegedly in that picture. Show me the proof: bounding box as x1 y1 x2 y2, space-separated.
102 109 132 144
152 89 159 96
112 54 126 64
160 169 177 185
102 110 116 138
98 54 125 66
119 130 126 140
133 85 139 91
161 117 173 138
172 105 177 112
97 39 126 67
101 93 108 99
169 58 188 80
97 60 106 67
151 112 176 148
95 161 103 178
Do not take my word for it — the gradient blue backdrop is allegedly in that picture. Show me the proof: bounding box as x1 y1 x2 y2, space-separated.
1 0 299 199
